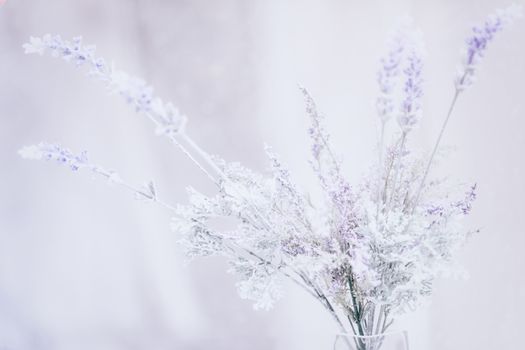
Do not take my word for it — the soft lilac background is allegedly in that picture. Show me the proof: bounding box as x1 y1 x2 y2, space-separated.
1 1 524 349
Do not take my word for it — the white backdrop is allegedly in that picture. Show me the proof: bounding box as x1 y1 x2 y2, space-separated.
1 1 524 349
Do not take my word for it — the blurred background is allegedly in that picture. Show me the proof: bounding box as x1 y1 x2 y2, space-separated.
1 0 524 349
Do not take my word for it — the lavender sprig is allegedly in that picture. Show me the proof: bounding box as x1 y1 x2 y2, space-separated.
397 48 424 133
23 35 187 134
19 143 91 172
376 19 425 133
456 4 522 90
376 19 413 124
413 4 521 210
300 87 359 249
374 19 424 227
18 142 170 208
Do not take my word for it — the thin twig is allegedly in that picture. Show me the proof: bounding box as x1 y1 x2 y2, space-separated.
92 168 178 213
411 79 465 211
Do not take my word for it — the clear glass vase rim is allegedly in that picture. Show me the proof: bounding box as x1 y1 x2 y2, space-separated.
335 330 408 339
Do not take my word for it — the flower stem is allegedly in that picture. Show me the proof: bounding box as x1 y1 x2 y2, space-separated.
412 87 461 211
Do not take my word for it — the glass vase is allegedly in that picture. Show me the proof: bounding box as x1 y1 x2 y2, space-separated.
333 331 409 350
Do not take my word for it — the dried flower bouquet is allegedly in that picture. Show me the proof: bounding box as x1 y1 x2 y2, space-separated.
19 4 522 343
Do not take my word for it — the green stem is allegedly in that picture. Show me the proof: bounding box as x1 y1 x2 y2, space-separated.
347 271 367 350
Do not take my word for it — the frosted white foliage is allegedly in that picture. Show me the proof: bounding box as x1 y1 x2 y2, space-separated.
229 258 284 311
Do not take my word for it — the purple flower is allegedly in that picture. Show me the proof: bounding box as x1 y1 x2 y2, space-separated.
19 143 89 171
456 5 522 90
397 49 424 132
376 24 406 123
23 35 187 135
376 18 425 133
453 184 477 215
